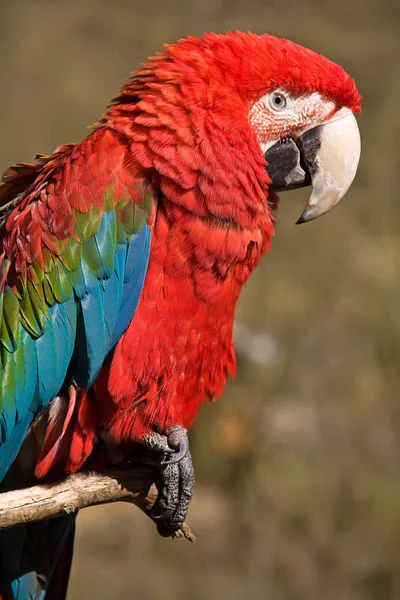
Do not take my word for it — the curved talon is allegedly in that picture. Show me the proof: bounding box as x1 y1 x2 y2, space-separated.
161 436 189 466
150 509 178 537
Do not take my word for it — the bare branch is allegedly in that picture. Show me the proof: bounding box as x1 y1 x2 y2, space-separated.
0 467 195 541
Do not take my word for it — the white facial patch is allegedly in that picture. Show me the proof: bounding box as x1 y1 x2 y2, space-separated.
250 90 336 152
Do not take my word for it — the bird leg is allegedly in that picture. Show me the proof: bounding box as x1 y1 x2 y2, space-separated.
139 425 195 537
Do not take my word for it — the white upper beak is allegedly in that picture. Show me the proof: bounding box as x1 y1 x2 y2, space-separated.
297 107 361 223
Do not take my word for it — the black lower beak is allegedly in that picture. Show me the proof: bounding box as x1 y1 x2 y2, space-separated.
264 126 322 195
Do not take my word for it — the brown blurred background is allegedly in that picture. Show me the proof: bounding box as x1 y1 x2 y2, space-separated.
1 0 400 598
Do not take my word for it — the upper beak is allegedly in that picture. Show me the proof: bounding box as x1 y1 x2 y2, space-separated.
264 107 361 223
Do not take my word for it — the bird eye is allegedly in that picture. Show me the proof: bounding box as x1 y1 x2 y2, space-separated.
268 92 287 111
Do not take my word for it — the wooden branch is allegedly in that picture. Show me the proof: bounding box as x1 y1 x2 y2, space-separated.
0 467 195 541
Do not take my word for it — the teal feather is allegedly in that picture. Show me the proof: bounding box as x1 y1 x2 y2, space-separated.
112 224 151 345
63 262 87 299
36 310 60 407
78 280 107 385
15 330 37 423
0 347 17 441
0 516 75 600
93 210 118 278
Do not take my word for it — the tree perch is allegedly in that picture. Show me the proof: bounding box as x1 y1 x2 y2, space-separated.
0 467 195 541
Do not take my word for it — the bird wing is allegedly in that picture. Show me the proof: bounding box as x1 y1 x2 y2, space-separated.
0 128 154 480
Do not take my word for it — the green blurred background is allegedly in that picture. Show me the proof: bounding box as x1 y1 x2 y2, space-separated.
1 0 400 598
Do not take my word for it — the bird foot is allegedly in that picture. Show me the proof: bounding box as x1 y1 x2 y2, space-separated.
140 425 195 537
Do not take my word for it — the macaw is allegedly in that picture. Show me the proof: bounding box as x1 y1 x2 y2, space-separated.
0 31 361 599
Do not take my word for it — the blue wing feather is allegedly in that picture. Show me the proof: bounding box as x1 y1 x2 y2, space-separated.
112 224 151 346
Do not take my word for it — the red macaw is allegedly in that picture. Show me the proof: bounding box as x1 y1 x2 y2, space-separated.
0 31 361 599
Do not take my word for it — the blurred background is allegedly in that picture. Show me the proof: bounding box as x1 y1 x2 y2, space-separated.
1 0 400 598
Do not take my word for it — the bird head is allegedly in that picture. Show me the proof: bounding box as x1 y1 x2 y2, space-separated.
107 31 361 224
244 35 362 223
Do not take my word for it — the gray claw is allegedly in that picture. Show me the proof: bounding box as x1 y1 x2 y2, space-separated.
160 435 189 466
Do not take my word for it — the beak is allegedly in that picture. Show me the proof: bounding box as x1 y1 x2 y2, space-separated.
264 107 361 223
